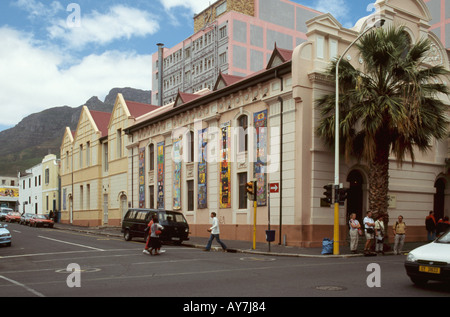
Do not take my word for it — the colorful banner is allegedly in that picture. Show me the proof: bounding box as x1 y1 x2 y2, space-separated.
220 122 231 208
173 139 181 210
139 147 145 208
157 142 165 209
198 128 207 209
254 110 267 206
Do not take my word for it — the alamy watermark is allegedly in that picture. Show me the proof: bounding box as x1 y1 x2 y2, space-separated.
66 3 81 28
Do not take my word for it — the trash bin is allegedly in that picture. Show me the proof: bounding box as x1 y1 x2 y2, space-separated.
265 230 275 242
321 238 333 255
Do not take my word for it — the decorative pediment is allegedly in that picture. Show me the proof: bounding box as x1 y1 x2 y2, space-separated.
173 91 201 107
213 72 245 91
266 44 293 69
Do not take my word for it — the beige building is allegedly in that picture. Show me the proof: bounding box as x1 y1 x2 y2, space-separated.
60 95 158 226
124 0 449 247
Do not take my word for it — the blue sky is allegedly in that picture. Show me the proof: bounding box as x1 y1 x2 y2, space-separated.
0 0 379 132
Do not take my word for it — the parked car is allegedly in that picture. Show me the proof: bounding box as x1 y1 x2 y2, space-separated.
5 211 21 223
0 223 11 247
405 228 450 285
20 213 34 225
29 214 54 228
0 207 14 221
121 208 189 244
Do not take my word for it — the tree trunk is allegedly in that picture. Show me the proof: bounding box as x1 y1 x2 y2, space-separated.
368 140 390 221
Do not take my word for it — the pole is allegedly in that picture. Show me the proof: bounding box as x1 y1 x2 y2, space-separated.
268 192 271 252
253 200 257 250
333 18 384 255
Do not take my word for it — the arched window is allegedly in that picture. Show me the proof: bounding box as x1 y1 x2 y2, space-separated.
237 114 248 152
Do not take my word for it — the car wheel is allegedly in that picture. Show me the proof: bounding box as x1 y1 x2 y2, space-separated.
124 230 132 241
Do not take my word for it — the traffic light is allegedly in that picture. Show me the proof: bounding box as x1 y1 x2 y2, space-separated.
338 188 348 205
246 181 256 201
323 184 333 204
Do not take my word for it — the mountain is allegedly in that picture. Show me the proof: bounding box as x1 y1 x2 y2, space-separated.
0 87 151 177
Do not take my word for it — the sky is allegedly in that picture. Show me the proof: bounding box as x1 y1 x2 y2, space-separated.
0 0 381 132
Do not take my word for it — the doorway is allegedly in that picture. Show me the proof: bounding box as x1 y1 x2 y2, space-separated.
434 178 446 221
346 170 364 226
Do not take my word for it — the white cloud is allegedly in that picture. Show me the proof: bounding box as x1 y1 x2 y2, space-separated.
0 26 152 127
312 0 352 27
13 0 63 19
159 0 212 14
48 5 160 50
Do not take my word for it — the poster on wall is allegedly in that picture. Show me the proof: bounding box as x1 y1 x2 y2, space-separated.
198 128 207 209
173 139 181 210
220 122 231 208
157 141 165 209
139 147 145 208
254 110 267 206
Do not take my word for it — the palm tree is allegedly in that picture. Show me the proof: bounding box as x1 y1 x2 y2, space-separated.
316 25 449 220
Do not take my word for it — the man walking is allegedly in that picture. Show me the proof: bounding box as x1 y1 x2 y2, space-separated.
393 215 406 255
204 212 227 252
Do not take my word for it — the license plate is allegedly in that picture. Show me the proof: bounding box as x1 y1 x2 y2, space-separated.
172 237 180 240
419 266 440 274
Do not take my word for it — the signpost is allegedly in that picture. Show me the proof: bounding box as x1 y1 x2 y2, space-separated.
267 183 279 252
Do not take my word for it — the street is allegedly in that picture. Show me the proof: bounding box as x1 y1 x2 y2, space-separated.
0 222 449 302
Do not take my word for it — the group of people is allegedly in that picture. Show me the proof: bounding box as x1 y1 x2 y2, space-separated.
350 210 450 255
426 211 450 241
142 211 227 255
348 211 406 256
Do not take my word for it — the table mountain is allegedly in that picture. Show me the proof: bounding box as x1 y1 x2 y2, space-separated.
0 87 151 177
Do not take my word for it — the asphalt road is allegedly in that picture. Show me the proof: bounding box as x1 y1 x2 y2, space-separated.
0 222 449 303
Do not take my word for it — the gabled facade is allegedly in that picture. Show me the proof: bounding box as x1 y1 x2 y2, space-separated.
60 97 159 226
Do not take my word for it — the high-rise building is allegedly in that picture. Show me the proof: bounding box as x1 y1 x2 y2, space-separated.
151 0 322 106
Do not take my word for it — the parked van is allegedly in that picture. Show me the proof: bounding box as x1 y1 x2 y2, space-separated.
121 208 189 244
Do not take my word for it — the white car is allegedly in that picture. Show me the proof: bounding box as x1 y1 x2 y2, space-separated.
405 229 450 285
0 223 11 247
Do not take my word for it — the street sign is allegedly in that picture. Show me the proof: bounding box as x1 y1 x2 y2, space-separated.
269 182 279 193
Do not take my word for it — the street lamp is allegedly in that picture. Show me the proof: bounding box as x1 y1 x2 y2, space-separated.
333 18 385 255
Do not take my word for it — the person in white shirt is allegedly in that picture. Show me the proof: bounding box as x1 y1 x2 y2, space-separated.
363 211 375 255
204 212 227 252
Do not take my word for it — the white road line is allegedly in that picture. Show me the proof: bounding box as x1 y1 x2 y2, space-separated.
0 275 45 297
38 235 105 251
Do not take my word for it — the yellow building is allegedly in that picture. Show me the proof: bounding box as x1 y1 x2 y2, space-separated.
60 95 158 226
41 154 60 216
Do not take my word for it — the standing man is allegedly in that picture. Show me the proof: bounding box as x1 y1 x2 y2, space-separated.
204 212 227 252
425 211 436 241
363 211 375 255
393 215 406 255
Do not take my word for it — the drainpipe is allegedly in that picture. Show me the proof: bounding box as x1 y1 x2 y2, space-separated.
157 43 164 106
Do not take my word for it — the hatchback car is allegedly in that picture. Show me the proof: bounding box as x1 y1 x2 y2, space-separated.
29 214 54 228
122 208 189 244
0 223 11 247
5 211 21 223
405 229 450 285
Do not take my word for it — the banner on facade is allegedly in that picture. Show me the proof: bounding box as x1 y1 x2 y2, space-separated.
173 138 182 210
198 128 207 209
139 147 145 208
220 122 231 208
254 110 267 206
157 142 165 209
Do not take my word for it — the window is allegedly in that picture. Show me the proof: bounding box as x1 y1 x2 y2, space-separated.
238 173 248 209
103 142 109 172
86 141 90 166
149 144 155 171
117 129 122 158
216 2 227 16
219 25 227 39
45 168 49 184
79 144 83 168
187 180 194 211
237 115 248 152
219 52 227 65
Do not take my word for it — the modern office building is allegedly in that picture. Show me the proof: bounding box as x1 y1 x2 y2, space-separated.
151 0 322 106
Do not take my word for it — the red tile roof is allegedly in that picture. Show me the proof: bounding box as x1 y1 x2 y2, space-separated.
90 110 111 137
125 100 160 118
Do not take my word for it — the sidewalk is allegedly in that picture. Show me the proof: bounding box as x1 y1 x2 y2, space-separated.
52 222 426 258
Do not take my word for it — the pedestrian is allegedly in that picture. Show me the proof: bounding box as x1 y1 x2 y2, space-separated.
143 214 155 255
348 213 361 254
425 211 436 241
374 214 385 255
393 215 406 255
363 211 375 255
149 216 164 255
204 212 227 252
436 216 450 236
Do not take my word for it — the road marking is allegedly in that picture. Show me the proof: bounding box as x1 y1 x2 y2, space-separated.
38 235 105 251
0 275 45 297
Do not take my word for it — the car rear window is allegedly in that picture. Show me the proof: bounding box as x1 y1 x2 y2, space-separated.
162 211 187 223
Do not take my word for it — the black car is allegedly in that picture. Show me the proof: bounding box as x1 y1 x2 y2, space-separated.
121 208 189 244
